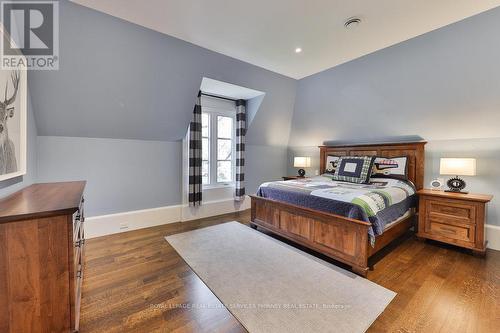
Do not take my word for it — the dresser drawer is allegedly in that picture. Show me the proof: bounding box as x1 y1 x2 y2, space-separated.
74 238 83 266
73 212 81 240
426 221 475 243
74 223 85 265
0 182 87 333
426 199 476 225
74 269 83 332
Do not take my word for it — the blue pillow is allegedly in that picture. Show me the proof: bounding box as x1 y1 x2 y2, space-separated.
331 156 375 184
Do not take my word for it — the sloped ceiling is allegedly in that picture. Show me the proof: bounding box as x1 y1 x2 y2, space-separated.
72 0 500 79
289 6 500 147
30 1 500 146
29 1 296 145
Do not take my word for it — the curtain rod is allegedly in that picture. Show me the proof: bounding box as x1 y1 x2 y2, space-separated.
200 92 240 102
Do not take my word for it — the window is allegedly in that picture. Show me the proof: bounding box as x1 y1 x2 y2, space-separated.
201 97 236 187
201 113 210 185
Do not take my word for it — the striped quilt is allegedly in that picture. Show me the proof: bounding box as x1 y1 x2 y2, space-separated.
257 176 416 245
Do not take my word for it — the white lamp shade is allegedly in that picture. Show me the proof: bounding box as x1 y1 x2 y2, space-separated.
294 157 311 168
440 158 476 176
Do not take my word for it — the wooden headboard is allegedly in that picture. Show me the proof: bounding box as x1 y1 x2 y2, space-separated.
319 141 427 190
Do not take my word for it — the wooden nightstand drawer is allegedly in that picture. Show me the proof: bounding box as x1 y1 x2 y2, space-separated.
427 200 476 224
417 189 493 255
426 221 475 243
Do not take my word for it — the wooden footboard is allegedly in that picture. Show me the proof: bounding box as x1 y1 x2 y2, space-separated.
250 195 373 276
250 141 425 276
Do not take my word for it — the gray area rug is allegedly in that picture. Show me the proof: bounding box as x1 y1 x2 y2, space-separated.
165 222 395 333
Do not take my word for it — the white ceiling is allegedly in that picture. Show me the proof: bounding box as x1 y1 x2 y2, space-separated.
201 78 265 100
72 0 500 79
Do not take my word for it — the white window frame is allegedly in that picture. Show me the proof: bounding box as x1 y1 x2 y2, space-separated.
202 104 236 189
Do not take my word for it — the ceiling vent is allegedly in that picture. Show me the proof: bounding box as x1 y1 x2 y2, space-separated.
344 17 362 29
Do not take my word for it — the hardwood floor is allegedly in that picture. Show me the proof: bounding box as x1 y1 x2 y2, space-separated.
80 210 500 333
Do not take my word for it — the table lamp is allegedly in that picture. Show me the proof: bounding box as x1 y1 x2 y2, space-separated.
294 157 311 177
439 158 476 194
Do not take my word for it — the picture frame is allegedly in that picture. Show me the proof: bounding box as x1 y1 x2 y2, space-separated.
0 23 27 181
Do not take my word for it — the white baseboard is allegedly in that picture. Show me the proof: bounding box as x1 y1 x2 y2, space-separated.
181 196 251 221
85 205 183 239
85 196 251 239
486 224 500 251
85 198 499 249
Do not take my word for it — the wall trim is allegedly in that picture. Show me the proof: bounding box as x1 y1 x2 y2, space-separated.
181 196 250 221
486 224 500 251
85 204 183 239
85 196 251 239
85 203 500 250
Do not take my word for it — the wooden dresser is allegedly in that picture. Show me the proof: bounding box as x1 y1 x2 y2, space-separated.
0 181 86 333
417 189 493 256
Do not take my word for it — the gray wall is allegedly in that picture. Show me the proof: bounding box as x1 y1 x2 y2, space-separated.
29 1 296 146
425 138 499 227
245 145 288 195
36 136 182 216
287 140 500 227
290 7 500 146
0 95 38 197
37 136 287 216
0 20 38 197
288 7 500 225
29 1 295 215
10 1 500 227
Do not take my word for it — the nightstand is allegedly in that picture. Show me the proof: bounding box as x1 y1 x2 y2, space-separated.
417 189 493 256
282 176 306 181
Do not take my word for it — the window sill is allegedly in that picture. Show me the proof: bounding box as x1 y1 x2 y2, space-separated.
203 183 235 190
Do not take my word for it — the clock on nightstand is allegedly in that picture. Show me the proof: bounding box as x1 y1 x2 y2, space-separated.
416 189 493 256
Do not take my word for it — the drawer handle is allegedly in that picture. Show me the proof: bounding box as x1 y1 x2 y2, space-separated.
439 226 457 234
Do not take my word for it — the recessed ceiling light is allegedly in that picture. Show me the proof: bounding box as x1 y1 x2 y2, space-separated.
344 17 361 29
295 47 302 53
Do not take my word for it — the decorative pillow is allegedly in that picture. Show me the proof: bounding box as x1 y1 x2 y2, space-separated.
324 155 341 175
332 156 375 184
372 156 408 180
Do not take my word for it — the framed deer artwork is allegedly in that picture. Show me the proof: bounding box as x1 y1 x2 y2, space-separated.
0 26 27 181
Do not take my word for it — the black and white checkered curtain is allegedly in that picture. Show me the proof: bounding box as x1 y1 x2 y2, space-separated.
235 99 246 201
188 92 202 206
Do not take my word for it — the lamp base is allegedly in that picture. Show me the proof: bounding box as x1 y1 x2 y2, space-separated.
444 190 469 194
446 176 467 193
297 169 305 177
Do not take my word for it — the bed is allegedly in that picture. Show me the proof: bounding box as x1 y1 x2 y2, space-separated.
250 141 426 277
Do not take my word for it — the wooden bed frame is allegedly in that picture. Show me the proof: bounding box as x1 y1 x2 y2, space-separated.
250 141 426 277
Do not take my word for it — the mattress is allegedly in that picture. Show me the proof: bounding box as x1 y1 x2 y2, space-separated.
257 176 417 245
